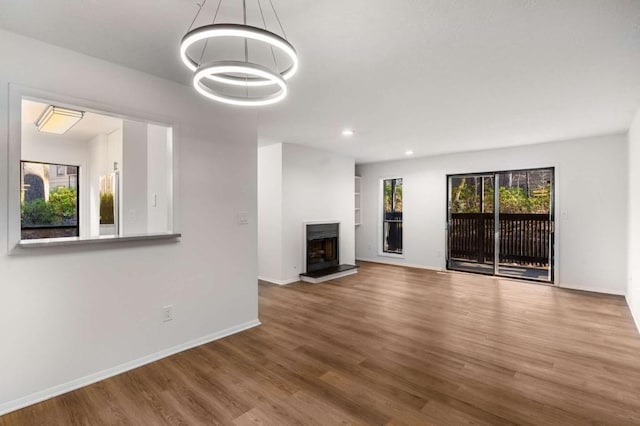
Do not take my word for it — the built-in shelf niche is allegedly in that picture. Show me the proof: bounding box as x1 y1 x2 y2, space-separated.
355 176 361 226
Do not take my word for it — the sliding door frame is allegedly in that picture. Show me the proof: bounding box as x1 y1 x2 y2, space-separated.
445 167 556 284
446 172 496 277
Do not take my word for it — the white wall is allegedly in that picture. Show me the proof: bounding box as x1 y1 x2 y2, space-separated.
356 133 628 295
0 29 258 414
147 124 171 234
108 128 124 235
88 133 108 236
257 143 355 284
88 128 124 237
281 144 355 281
258 143 283 282
121 120 148 235
628 111 640 332
107 128 123 176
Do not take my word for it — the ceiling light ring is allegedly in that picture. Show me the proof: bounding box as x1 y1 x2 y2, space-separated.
193 60 288 107
180 23 298 87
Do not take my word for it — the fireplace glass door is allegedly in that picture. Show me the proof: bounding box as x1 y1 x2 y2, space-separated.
306 223 340 272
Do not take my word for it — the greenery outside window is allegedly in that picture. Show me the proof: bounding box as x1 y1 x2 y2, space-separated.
21 161 79 240
383 178 403 254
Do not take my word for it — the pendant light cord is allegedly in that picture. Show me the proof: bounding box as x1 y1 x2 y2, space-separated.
187 0 208 32
243 0 248 62
243 0 249 97
212 0 223 23
268 0 287 40
197 0 224 65
189 0 285 68
257 0 279 70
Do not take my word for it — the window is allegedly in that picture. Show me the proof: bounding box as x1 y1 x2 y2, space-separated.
382 178 403 254
21 161 79 239
12 95 176 246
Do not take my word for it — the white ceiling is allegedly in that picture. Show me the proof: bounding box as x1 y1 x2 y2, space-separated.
2 1 640 163
22 100 122 143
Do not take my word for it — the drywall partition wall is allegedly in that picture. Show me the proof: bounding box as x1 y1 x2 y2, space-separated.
88 128 124 237
108 128 124 234
281 143 355 283
88 133 109 236
0 28 258 415
628 111 640 332
257 143 356 284
121 120 148 235
107 128 123 175
257 143 283 283
147 124 171 233
356 133 628 295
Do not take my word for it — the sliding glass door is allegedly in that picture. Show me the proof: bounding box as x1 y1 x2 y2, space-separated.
447 168 554 283
447 174 495 275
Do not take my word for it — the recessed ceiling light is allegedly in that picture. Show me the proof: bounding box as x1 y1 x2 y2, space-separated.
405 150 414 156
342 129 354 137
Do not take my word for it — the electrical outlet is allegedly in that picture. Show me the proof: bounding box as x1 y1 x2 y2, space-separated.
238 211 249 225
162 305 173 322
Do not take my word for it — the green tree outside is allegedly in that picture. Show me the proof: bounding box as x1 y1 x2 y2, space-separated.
21 186 77 226
451 177 550 214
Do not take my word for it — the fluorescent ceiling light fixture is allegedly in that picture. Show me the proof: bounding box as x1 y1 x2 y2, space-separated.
35 105 84 134
405 150 414 156
342 129 354 136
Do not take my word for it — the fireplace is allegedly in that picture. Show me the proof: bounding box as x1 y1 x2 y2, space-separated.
306 223 339 272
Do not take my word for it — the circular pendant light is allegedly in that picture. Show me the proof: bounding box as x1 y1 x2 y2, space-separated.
180 24 298 87
193 61 287 106
179 0 298 106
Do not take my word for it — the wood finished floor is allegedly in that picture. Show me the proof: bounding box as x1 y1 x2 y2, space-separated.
3 261 640 425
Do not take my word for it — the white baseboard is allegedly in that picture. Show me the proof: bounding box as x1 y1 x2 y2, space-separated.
626 294 640 334
258 276 300 286
356 257 443 272
0 319 261 417
356 259 628 297
557 283 626 296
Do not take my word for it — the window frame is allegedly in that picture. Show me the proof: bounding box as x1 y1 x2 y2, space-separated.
378 177 404 258
20 160 80 240
7 84 181 252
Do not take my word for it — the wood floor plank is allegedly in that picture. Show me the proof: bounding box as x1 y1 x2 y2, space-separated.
2 261 640 425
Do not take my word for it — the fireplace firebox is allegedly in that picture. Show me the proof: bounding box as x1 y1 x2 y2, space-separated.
301 222 358 283
306 223 339 272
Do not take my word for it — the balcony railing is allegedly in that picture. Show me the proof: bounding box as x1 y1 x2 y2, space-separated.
449 213 552 266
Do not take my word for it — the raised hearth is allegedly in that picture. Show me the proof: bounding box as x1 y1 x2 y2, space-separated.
300 264 358 284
